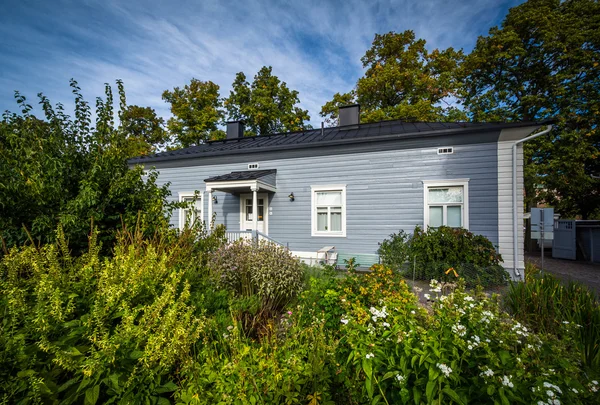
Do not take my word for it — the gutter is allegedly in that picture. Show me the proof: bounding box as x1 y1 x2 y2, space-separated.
512 125 553 278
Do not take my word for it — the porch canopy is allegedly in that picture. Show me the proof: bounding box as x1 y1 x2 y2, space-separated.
204 169 277 231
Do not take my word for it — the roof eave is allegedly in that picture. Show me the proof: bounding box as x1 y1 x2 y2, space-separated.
127 121 547 165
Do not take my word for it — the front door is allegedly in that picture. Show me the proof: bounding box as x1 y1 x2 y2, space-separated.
240 193 268 234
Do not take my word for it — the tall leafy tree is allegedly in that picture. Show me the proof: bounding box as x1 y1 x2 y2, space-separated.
0 80 176 253
224 66 311 136
162 79 225 147
321 31 466 125
461 0 600 219
119 105 169 155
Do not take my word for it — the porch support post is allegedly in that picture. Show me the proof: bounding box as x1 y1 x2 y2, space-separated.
207 189 213 229
252 186 258 233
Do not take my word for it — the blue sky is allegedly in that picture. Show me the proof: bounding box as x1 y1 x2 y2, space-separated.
0 0 523 127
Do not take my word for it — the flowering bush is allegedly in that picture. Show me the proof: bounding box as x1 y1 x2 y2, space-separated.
208 240 303 336
335 274 599 404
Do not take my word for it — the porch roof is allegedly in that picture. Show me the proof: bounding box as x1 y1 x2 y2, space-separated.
204 169 276 193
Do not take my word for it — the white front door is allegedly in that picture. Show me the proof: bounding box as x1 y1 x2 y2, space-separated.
240 193 268 234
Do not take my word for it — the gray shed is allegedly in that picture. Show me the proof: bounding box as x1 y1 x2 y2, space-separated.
553 220 600 263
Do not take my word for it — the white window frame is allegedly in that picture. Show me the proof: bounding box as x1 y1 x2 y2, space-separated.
178 191 204 230
422 179 469 229
311 185 347 237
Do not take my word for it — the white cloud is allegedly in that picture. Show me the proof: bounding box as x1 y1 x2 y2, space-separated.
0 0 524 127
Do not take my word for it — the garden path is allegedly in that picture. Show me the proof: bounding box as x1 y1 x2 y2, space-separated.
525 252 600 296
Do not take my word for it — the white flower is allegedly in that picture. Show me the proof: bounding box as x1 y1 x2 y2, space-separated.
365 353 375 359
546 390 555 398
341 318 349 325
410 310 416 314
501 375 514 388
383 322 390 328
396 374 405 383
424 293 431 300
227 325 234 331
562 321 569 325
571 388 578 394
479 367 494 378
451 323 467 337
464 296 474 302
543 382 562 394
437 363 452 378
369 306 388 322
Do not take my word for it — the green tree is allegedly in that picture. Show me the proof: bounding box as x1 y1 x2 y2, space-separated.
162 79 225 147
461 0 600 219
224 66 311 136
119 105 169 155
0 80 177 253
320 31 466 125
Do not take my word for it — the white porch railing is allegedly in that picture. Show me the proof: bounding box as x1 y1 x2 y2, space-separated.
224 230 288 249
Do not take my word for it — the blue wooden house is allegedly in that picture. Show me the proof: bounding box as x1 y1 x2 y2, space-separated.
129 105 550 279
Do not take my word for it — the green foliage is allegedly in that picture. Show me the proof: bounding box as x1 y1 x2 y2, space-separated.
0 80 177 254
505 262 600 368
224 66 311 136
208 240 304 336
0 225 215 404
320 31 466 125
379 227 508 287
119 104 169 155
337 278 597 404
176 316 338 405
461 0 600 219
162 79 225 147
377 230 411 271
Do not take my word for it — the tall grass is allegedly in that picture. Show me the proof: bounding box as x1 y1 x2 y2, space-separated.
505 262 600 368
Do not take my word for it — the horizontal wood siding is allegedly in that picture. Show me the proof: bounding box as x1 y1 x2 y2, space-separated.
158 142 499 255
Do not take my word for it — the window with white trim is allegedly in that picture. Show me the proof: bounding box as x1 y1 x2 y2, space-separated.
179 192 203 229
311 185 346 237
423 180 469 229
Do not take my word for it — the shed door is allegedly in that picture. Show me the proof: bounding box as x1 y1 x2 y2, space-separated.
552 220 576 260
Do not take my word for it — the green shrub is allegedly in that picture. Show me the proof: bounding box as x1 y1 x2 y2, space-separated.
0 226 209 404
176 316 339 405
337 280 598 404
379 226 509 287
377 230 411 271
505 262 600 368
208 240 303 336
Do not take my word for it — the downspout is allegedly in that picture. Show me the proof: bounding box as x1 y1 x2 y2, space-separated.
512 125 553 278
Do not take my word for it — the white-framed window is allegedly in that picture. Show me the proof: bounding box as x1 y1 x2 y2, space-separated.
311 185 346 237
422 179 469 229
178 192 203 229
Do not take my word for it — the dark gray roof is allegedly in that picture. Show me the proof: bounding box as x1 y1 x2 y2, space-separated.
129 119 549 164
204 169 276 182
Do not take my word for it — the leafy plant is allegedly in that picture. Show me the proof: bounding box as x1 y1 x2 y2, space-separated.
505 262 600 368
208 240 303 337
0 224 214 404
378 230 411 271
379 226 508 287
